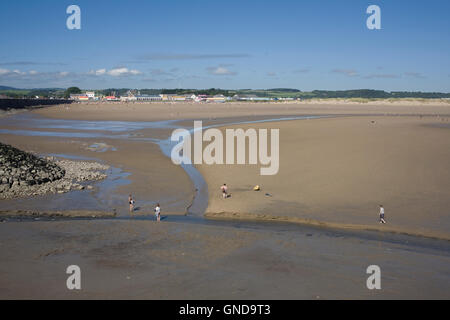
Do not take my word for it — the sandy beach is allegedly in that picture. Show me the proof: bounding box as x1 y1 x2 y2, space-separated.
35 99 450 121
0 101 449 299
199 115 450 240
30 101 450 239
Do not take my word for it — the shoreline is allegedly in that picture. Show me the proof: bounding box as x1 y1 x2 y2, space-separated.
204 212 450 242
32 101 450 122
0 209 186 219
0 206 448 243
0 209 115 218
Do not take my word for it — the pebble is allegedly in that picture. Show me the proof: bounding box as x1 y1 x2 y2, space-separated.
0 143 109 200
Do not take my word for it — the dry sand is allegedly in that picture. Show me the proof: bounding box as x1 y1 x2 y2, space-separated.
199 116 450 239
34 100 450 122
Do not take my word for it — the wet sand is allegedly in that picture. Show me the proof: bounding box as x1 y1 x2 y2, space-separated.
0 127 194 216
0 101 449 298
0 219 449 299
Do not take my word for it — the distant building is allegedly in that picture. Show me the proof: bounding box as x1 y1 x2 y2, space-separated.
171 95 187 101
120 96 135 102
160 94 191 101
206 94 226 103
69 94 84 100
160 94 170 101
136 94 162 101
194 94 208 102
85 91 95 99
233 94 272 101
105 96 119 101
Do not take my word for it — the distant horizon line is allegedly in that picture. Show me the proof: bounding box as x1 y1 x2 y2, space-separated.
1 86 449 94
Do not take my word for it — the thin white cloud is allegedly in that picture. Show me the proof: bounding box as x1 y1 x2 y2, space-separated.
0 66 143 88
88 68 106 76
107 67 142 76
364 73 400 79
404 72 426 79
0 68 70 78
206 66 237 76
87 67 142 77
0 68 26 76
331 69 359 77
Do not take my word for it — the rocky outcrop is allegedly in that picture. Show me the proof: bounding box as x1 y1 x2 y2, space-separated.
0 143 65 188
0 143 109 199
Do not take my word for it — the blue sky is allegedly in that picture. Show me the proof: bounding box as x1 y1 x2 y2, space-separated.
0 0 449 91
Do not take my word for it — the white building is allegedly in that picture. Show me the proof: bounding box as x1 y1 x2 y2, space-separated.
85 91 96 99
206 94 226 103
233 94 273 101
120 96 137 102
136 95 162 101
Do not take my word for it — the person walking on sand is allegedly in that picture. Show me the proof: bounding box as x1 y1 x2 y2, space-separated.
221 183 228 199
128 194 135 212
379 205 386 224
154 203 161 222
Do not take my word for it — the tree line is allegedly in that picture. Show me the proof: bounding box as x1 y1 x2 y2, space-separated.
1 87 450 100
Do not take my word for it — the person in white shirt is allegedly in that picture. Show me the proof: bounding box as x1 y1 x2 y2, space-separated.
379 205 386 224
154 203 161 222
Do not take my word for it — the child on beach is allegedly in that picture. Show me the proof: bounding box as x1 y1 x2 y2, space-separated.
129 194 135 212
221 183 228 199
154 203 161 222
379 205 386 224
